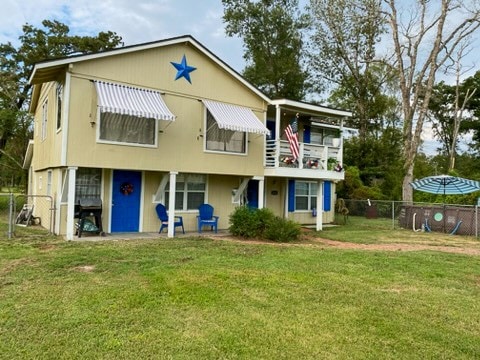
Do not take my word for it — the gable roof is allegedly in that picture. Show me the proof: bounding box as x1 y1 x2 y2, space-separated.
29 35 271 103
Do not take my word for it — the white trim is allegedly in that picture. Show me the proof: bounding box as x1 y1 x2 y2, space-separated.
61 72 71 166
55 169 64 235
107 169 112 233
167 172 178 238
317 180 323 231
258 179 265 209
66 167 77 240
271 99 352 117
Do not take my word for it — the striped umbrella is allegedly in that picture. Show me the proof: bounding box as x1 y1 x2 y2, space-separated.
410 175 480 196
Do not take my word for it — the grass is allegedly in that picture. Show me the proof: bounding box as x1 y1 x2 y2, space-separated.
322 215 480 250
1 224 480 359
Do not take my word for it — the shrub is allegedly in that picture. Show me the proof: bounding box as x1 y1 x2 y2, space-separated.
264 216 301 242
229 206 301 242
229 206 275 238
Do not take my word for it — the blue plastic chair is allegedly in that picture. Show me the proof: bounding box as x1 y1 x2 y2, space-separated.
197 204 219 233
156 204 184 235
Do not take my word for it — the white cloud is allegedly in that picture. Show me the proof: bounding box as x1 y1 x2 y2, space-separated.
0 0 245 71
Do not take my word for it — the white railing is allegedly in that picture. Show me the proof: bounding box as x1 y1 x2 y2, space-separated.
265 140 341 170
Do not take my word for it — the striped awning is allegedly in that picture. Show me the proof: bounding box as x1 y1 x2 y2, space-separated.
203 100 269 135
94 81 175 121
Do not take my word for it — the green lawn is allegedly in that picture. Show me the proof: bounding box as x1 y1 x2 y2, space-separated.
1 231 479 359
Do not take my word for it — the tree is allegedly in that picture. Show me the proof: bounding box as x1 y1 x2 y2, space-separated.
222 0 310 100
428 77 477 171
308 0 390 140
0 20 123 187
383 0 480 202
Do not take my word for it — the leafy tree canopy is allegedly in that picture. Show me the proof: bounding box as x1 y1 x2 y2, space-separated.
222 0 310 100
0 19 123 188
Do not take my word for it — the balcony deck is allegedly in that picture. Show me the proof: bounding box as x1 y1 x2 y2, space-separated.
264 140 344 180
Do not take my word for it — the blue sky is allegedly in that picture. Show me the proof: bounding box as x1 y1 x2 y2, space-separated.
1 0 466 155
0 0 246 71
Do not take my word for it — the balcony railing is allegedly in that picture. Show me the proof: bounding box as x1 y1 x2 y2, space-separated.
265 140 341 170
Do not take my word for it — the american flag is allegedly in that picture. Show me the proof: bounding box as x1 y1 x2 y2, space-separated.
285 116 299 161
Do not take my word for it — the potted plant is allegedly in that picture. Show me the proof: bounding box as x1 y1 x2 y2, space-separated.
327 157 337 170
331 128 341 147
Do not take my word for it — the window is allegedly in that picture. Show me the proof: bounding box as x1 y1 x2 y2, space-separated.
47 170 52 196
99 112 156 146
75 168 102 203
295 181 317 210
310 127 338 146
310 127 323 145
41 100 48 140
165 174 206 211
206 110 246 153
56 83 63 130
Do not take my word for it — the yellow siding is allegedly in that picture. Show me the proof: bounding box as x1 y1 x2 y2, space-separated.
31 82 64 171
64 43 266 177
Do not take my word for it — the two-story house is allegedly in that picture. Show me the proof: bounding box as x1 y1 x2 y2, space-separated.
24 35 351 240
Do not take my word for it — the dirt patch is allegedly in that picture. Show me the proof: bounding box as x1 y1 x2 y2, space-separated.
72 265 96 272
34 243 57 252
0 258 36 277
211 233 480 256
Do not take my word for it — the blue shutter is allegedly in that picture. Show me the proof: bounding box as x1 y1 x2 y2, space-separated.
323 181 331 211
288 179 295 212
303 125 311 144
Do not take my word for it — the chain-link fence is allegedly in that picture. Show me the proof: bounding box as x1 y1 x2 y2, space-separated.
339 199 479 236
0 193 55 239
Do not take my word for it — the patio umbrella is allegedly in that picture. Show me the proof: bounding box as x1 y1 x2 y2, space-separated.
410 175 480 233
410 175 480 196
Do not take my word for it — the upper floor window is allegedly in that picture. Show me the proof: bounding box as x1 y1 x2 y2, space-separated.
206 109 246 154
56 83 63 130
99 112 157 146
295 181 317 211
41 100 48 141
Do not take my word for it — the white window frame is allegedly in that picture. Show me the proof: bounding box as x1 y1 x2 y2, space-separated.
204 109 247 155
41 100 48 141
164 174 207 211
74 168 102 203
96 109 159 148
56 82 63 131
295 181 318 211
47 170 52 196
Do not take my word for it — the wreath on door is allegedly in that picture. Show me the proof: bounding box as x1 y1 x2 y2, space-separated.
120 182 134 195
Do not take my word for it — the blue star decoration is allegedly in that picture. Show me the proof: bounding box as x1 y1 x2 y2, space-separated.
170 55 197 84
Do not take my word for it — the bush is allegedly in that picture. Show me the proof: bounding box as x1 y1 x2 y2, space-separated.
229 206 275 238
264 216 301 242
229 206 300 242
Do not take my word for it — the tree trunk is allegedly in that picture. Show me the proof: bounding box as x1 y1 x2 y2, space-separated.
402 164 414 203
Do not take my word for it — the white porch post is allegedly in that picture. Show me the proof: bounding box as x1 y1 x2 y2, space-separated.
316 180 323 231
275 105 281 168
66 166 77 240
258 178 265 209
167 171 177 238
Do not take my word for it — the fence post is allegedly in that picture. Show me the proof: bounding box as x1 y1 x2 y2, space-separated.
476 205 478 238
392 201 395 229
7 193 14 239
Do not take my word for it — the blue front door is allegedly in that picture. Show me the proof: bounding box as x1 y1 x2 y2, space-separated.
247 180 259 209
111 170 141 232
